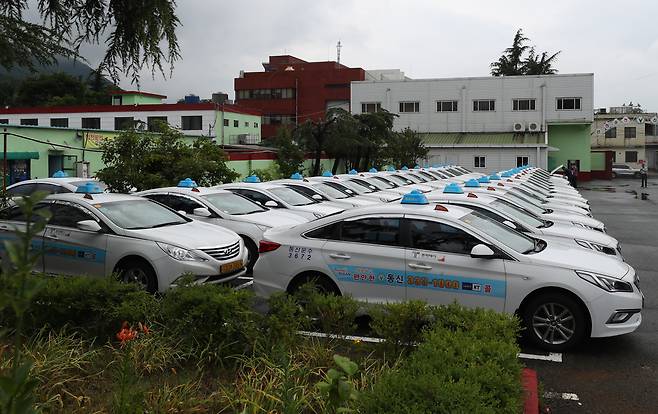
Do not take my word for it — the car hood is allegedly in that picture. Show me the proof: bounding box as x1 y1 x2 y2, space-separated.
293 203 344 216
544 202 590 215
542 212 604 230
535 235 621 261
527 240 631 279
233 210 308 227
126 221 239 248
538 223 618 247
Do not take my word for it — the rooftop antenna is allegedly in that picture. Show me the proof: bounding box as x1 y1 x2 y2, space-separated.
336 40 342 64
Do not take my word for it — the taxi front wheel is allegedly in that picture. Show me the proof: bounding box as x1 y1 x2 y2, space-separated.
522 293 586 352
117 259 158 293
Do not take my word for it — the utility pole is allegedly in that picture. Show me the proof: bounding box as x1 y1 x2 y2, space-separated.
336 40 342 64
2 128 7 193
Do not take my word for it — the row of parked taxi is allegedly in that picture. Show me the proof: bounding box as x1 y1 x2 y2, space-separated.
1 165 644 350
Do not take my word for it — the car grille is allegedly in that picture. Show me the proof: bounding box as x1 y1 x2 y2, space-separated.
200 241 241 261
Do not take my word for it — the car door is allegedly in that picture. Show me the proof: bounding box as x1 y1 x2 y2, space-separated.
404 216 507 312
321 215 407 304
43 201 108 277
0 203 48 273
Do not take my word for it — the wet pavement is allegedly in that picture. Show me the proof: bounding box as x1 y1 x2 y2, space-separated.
523 177 658 413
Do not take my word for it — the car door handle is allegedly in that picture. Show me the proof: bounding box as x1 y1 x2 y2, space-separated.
329 253 351 260
408 263 432 270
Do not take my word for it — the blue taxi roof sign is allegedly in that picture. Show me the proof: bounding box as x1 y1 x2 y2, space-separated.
244 175 261 183
464 179 480 188
52 170 68 178
177 178 198 188
75 182 103 194
290 172 303 180
401 190 429 205
348 169 358 175
443 183 464 194
489 174 501 180
386 166 395 171
477 176 491 183
369 168 378 173
322 170 333 177
401 166 409 170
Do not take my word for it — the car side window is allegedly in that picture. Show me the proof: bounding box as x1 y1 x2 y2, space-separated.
6 183 37 196
49 203 97 228
408 219 480 255
232 189 274 206
287 185 325 200
305 222 340 240
340 217 401 247
164 195 203 214
0 203 50 222
35 183 66 194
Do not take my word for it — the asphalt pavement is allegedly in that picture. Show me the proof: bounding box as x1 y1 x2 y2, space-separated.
523 176 658 414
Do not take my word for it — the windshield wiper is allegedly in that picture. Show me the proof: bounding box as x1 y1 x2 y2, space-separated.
150 221 185 228
523 238 538 254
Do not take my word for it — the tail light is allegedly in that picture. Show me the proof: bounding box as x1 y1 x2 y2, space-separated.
259 240 281 253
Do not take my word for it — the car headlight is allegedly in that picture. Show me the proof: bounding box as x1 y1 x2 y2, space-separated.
255 224 271 232
576 270 633 292
313 212 324 218
157 242 207 262
571 221 585 228
379 197 389 202
574 239 616 255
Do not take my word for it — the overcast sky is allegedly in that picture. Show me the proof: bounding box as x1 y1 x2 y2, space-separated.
78 0 658 110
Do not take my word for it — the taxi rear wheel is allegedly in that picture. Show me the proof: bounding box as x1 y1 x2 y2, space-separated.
117 259 158 293
288 273 340 296
522 293 586 351
242 237 258 273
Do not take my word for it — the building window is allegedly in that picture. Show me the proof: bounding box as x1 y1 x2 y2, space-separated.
474 156 486 168
605 127 616 138
50 118 68 128
20 118 38 126
237 88 296 100
645 124 657 136
233 120 239 127
82 117 101 129
436 100 458 112
512 99 536 111
0 119 7 124
223 119 229 127
263 115 295 125
516 156 529 167
399 101 420 113
624 126 636 138
473 100 495 111
625 151 638 163
181 116 202 130
244 121 249 127
361 102 382 113
112 96 123 106
254 122 259 128
114 117 135 130
147 116 168 132
556 97 581 110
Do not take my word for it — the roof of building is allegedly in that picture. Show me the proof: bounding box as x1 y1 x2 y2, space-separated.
420 132 546 146
354 73 594 84
110 90 167 99
0 102 261 117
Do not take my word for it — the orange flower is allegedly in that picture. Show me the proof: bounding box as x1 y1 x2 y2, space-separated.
116 323 138 344
138 322 150 335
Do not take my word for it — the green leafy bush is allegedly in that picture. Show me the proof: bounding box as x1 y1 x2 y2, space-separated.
159 284 258 364
358 307 523 414
7 276 158 339
261 292 310 349
299 288 359 336
370 300 433 354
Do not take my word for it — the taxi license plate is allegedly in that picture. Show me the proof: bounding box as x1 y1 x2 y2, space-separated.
220 260 243 274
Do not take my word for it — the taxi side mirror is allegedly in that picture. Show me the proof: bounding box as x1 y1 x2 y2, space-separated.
77 220 102 232
311 194 323 201
470 244 495 259
502 220 517 229
192 207 212 217
263 200 279 208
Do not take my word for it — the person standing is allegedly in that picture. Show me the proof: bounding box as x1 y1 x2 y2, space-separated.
570 164 579 188
640 164 648 188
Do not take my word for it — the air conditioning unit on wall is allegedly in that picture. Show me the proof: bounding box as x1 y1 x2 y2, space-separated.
513 122 525 132
528 122 540 132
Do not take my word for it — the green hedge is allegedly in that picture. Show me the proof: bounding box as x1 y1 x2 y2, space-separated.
358 305 523 414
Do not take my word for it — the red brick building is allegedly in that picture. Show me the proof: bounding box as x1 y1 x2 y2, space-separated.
234 55 366 140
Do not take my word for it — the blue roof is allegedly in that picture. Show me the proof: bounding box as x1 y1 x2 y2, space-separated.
401 191 429 205
244 175 261 183
443 183 464 194
75 182 103 194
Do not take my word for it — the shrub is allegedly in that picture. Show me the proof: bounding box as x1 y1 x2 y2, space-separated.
370 301 433 354
260 292 310 350
159 284 258 365
300 288 359 336
10 276 158 339
357 308 523 414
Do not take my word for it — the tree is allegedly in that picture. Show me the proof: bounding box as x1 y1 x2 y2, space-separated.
384 128 428 168
273 127 305 178
6 72 117 107
0 1 181 85
96 124 238 192
352 110 397 171
490 29 560 76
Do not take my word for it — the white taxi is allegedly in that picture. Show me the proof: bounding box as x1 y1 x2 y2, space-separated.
6 170 107 196
135 179 308 271
254 191 643 351
0 184 248 292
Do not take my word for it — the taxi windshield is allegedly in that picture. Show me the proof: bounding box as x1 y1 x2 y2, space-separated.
369 177 397 189
490 199 545 228
406 173 428 183
97 199 188 229
349 178 382 192
268 187 316 206
202 192 265 215
501 193 546 215
460 211 535 254
335 180 375 194
389 175 414 185
313 183 350 199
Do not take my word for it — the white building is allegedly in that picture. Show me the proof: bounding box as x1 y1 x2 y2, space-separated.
351 74 595 177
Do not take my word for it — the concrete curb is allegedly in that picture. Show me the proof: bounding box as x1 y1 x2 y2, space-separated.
522 368 539 414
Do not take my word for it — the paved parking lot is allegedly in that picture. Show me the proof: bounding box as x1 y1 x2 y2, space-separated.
523 177 658 413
